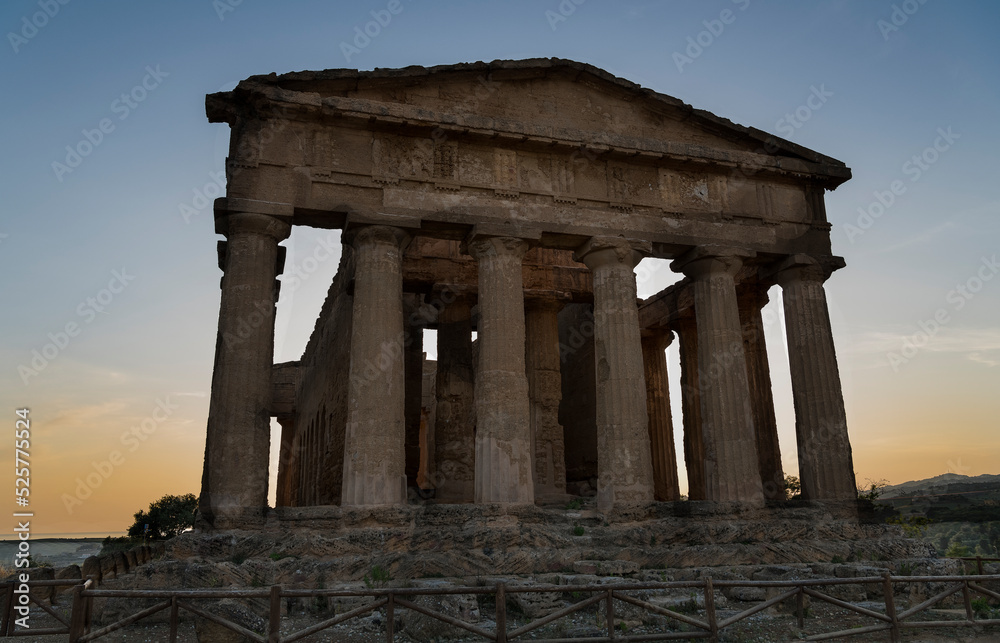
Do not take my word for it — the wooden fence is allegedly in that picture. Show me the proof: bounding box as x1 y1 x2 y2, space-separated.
955 556 1000 575
2 572 999 642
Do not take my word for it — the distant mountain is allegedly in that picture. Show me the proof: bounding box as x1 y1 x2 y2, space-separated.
880 473 1000 499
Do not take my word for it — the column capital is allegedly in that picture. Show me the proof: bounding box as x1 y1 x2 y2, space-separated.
574 236 651 270
215 211 291 241
343 223 410 250
768 254 845 287
671 245 754 280
464 235 529 261
641 328 674 352
736 280 771 311
525 295 568 313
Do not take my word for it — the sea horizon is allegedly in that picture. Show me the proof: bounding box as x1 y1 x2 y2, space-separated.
0 532 126 541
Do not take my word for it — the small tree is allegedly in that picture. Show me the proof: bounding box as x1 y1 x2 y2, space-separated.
127 493 197 540
857 478 889 503
784 475 801 499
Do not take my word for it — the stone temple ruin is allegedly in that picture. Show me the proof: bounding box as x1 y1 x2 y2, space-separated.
197 60 865 567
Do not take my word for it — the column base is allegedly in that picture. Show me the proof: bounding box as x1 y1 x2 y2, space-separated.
195 505 267 531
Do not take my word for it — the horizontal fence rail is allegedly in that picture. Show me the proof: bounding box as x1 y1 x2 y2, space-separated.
1 572 998 642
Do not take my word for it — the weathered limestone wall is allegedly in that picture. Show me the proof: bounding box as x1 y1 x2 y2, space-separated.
557 303 598 484
433 299 476 502
289 247 356 506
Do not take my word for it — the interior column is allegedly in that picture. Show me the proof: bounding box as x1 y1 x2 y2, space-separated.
673 246 763 505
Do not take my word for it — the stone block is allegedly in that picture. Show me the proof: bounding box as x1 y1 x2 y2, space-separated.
82 556 102 584
572 560 639 576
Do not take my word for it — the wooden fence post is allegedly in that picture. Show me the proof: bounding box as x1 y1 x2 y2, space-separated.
796 586 805 629
962 580 974 622
269 585 282 643
68 584 87 642
169 595 179 642
882 572 900 642
1 582 14 636
705 577 718 643
495 583 507 643
605 589 615 639
386 591 394 643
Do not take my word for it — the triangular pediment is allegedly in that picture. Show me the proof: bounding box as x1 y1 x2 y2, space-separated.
230 58 844 172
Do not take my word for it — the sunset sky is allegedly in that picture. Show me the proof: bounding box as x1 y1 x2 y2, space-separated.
1 1 998 537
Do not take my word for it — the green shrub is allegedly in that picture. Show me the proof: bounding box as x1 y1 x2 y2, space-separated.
363 565 392 588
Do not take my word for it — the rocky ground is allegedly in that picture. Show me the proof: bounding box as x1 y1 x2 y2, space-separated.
4 501 998 641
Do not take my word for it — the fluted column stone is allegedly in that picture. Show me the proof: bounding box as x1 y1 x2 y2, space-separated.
341 225 410 506
738 285 785 500
673 246 763 505
576 237 654 512
201 211 290 528
774 255 857 503
525 299 567 500
433 298 476 502
641 331 681 501
468 236 534 505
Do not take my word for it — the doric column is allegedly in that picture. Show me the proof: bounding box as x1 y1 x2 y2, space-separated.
737 284 785 500
433 297 476 502
467 236 534 504
773 255 856 502
341 225 410 506
575 237 654 511
525 299 567 501
674 316 705 501
201 211 290 528
274 415 298 507
673 246 763 505
641 330 681 502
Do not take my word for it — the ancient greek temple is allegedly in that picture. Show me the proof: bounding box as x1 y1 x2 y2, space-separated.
198 59 857 529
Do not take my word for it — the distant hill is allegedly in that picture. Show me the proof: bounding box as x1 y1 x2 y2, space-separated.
880 473 1000 499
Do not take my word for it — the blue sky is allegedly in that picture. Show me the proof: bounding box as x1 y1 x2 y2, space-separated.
1 0 998 536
